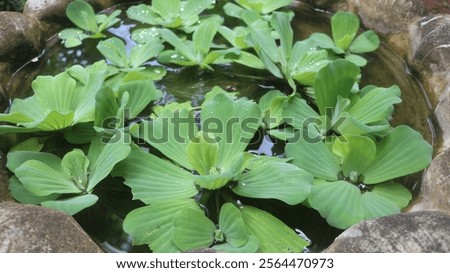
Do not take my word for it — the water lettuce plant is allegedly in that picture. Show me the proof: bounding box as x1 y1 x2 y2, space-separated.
7 133 130 215
112 88 313 252
224 0 292 18
58 0 121 48
126 0 217 32
311 11 380 66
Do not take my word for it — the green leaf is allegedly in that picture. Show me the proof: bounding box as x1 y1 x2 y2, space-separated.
153 0 180 21
131 28 161 44
283 96 320 130
219 203 248 247
314 59 360 115
286 138 340 181
345 54 367 67
371 182 412 208
15 160 81 196
332 135 376 178
138 108 197 169
95 86 119 128
363 126 432 184
249 20 280 64
259 90 288 129
61 149 89 191
183 0 215 19
241 206 309 252
234 162 313 205
308 180 364 229
347 86 401 124
10 137 44 152
231 51 265 69
126 4 160 25
187 133 219 175
113 147 197 204
194 171 235 190
193 21 219 56
291 45 330 86
350 30 380 53
9 176 60 205
271 12 293 64
310 33 335 49
331 11 359 50
123 199 201 252
7 151 62 173
66 0 98 33
223 3 245 18
41 194 99 215
361 191 400 220
97 37 128 68
172 208 216 251
213 236 259 253
160 28 197 62
201 93 261 168
118 80 162 119
129 39 164 68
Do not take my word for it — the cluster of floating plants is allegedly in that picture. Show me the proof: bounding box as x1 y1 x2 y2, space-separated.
0 0 432 252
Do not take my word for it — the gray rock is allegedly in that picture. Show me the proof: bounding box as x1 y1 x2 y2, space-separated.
435 89 450 151
325 211 450 252
23 0 72 22
303 0 341 9
409 148 450 213
409 15 450 105
0 202 103 252
348 0 426 34
0 152 13 203
0 12 43 65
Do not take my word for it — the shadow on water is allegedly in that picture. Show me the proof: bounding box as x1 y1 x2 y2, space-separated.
0 2 436 252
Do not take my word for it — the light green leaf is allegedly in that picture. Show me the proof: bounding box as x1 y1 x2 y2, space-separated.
66 0 98 33
310 33 335 49
291 46 330 86
363 126 432 184
193 21 219 56
160 28 197 62
271 12 293 64
10 137 44 152
314 59 360 115
249 20 280 64
219 203 248 248
172 208 216 251
361 191 400 220
308 180 364 229
113 147 197 204
131 28 161 44
201 93 261 168
123 199 201 252
15 160 81 196
213 236 259 253
7 151 62 173
61 149 89 191
268 128 296 141
241 206 309 252
183 0 215 19
94 86 119 128
283 96 320 130
331 11 359 50
286 138 340 181
41 194 99 215
118 80 162 119
97 10 122 32
138 108 197 169
350 30 380 53
86 133 131 191
9 176 60 205
234 162 313 205
126 4 160 25
259 90 288 129
371 182 412 208
129 39 164 68
153 0 180 21
345 54 367 67
187 133 219 175
231 51 265 69
347 86 401 124
97 37 128 68
194 171 235 190
332 135 376 179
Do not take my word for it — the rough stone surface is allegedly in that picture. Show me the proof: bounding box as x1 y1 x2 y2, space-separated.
347 0 426 34
0 152 13 203
23 0 72 22
0 12 43 65
409 148 450 213
409 15 450 105
435 88 450 151
0 202 103 252
325 211 450 252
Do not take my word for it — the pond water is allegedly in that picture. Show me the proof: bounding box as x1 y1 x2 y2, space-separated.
1 2 436 252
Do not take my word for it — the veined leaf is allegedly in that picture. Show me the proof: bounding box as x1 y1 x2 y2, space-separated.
193 21 219 56
371 182 412 208
126 4 161 25
15 160 81 196
41 194 99 215
201 93 261 168
97 37 128 68
61 149 90 191
66 0 98 33
182 0 215 19
213 236 259 253
308 180 364 229
129 39 164 68
9 176 60 205
283 96 320 130
153 0 181 21
219 203 248 248
160 28 197 61
363 126 432 184
361 191 400 220
331 11 359 50
241 205 309 252
123 199 201 252
271 12 293 65
172 208 216 251
112 147 197 204
118 80 162 119
234 162 313 205
285 138 340 181
187 132 219 175
7 151 63 173
350 30 380 53
314 59 360 115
